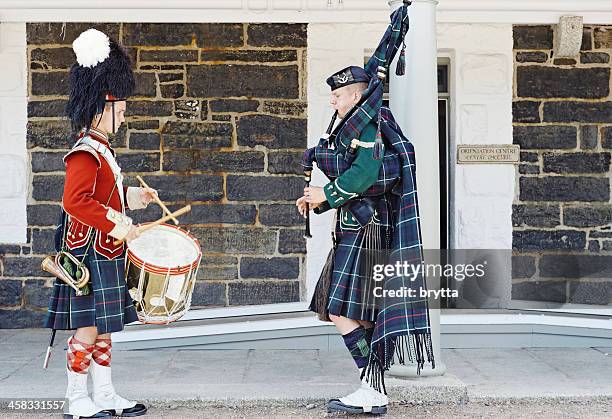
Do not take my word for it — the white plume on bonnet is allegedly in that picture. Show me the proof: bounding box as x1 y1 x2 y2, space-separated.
72 28 111 68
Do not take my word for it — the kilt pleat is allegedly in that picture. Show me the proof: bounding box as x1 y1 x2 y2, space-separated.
45 246 138 334
312 197 392 323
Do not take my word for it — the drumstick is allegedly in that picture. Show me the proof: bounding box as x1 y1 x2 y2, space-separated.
137 205 191 234
136 175 179 225
114 205 191 245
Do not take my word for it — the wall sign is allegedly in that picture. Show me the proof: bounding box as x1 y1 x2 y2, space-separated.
457 144 520 164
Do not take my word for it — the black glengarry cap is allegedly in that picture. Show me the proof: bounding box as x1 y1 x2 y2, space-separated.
326 66 370 91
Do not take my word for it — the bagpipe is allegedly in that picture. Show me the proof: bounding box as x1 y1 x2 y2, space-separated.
300 0 412 237
301 109 403 232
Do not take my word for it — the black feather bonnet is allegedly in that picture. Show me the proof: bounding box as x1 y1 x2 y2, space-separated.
65 28 135 132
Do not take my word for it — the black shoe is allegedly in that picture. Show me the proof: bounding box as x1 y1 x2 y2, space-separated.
106 404 147 417
327 399 387 415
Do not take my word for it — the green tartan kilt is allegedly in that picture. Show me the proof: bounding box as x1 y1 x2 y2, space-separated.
310 196 393 322
45 245 138 334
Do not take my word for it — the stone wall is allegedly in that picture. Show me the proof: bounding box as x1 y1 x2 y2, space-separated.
0 22 308 327
512 25 612 305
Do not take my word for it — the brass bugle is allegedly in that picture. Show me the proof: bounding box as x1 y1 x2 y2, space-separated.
41 256 85 296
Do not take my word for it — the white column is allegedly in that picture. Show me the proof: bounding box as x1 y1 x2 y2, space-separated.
0 23 28 244
387 0 446 377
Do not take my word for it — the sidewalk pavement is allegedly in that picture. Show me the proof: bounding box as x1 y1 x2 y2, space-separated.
1 329 611 407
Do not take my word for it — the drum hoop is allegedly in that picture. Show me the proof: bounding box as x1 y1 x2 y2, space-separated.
126 223 202 275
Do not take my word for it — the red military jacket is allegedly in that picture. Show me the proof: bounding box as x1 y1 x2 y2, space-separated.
62 127 143 259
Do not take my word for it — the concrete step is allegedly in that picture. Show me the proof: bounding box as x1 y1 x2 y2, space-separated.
111 310 612 351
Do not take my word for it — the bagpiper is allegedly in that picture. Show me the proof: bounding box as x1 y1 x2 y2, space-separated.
297 1 435 414
44 28 155 419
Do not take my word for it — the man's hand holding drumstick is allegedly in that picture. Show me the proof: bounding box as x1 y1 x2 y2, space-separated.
123 183 158 243
116 175 192 245
124 225 141 243
122 176 182 243
115 206 191 245
123 188 156 243
139 187 159 207
136 175 179 225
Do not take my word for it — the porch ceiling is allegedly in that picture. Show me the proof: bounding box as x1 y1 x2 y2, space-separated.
2 1 612 24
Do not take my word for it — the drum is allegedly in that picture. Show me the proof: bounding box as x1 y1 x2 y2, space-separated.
125 223 202 324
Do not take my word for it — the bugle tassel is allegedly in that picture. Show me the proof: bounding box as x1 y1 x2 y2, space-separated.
41 256 84 296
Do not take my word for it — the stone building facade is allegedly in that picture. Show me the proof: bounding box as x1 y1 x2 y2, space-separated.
0 23 308 326
2 17 612 329
512 25 612 305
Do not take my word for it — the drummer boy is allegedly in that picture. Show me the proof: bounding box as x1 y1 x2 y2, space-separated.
45 29 154 419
